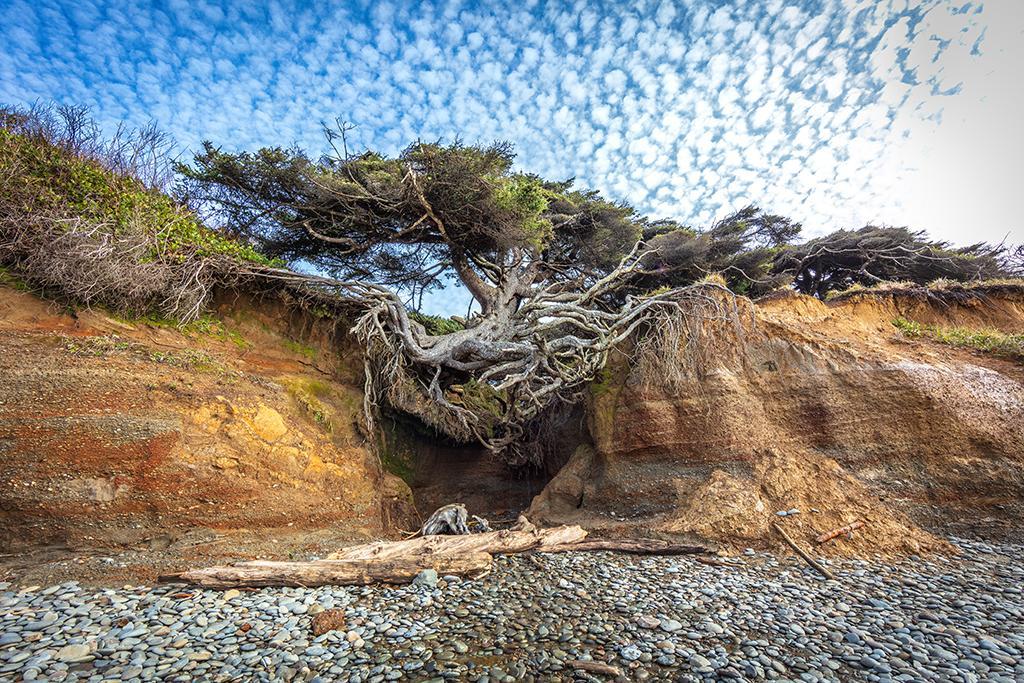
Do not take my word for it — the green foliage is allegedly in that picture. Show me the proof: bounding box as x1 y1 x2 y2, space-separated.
450 379 507 438
631 206 799 298
147 348 225 372
0 118 279 267
778 226 1013 299
378 442 415 482
121 312 250 348
588 364 617 398
179 134 642 301
285 378 334 433
409 310 465 336
0 266 30 291
492 174 552 248
893 317 1024 362
61 334 134 357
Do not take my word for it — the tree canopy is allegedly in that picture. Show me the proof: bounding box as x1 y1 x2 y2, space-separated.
773 226 1014 298
179 138 639 315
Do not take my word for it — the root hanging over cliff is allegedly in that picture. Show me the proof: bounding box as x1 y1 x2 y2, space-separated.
253 248 751 467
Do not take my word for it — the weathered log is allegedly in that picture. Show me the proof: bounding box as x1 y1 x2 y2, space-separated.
327 516 584 561
161 519 710 589
815 520 865 544
567 660 624 677
420 503 470 536
163 519 587 589
158 552 493 589
773 523 836 580
541 538 707 556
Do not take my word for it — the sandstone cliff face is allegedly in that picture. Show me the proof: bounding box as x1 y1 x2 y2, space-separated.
0 285 415 581
529 289 1024 555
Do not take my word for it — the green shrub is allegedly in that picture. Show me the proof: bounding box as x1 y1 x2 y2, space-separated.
282 338 318 360
408 310 465 335
0 124 278 266
0 104 287 323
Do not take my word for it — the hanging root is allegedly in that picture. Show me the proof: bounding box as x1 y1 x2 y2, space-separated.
331 248 755 467
631 285 754 394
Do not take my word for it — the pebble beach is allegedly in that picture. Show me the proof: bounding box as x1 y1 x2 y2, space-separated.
2 538 1022 682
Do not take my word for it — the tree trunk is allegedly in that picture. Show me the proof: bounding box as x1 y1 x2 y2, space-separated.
161 520 587 589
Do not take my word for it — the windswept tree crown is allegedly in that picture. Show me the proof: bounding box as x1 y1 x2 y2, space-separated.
179 137 640 314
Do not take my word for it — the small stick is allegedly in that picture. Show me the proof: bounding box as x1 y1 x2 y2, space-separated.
567 660 624 677
815 520 865 545
773 523 836 580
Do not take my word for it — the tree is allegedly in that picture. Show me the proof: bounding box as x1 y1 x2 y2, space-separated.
772 226 1015 298
178 128 1020 465
179 133 738 466
179 138 640 313
630 205 801 296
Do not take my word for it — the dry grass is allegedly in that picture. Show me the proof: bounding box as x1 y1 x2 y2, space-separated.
0 103 275 322
828 278 1024 304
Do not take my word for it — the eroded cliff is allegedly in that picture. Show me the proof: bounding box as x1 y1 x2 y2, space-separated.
529 286 1024 556
0 284 416 582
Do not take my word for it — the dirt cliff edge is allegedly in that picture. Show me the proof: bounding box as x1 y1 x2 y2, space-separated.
529 287 1024 556
0 284 416 583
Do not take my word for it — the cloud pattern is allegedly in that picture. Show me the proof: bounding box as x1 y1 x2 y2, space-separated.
1 0 1021 313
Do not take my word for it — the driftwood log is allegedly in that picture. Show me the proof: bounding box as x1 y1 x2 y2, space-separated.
328 517 584 562
162 518 583 588
815 520 865 544
773 523 836 580
567 660 624 677
157 553 494 589
161 516 709 589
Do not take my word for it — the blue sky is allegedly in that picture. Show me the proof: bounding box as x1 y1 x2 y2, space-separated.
1 0 1021 314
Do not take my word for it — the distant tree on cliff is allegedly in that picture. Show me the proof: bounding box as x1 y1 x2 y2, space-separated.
630 212 1018 300
772 226 1015 299
630 205 802 297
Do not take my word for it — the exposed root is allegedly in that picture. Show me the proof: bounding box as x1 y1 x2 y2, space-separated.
230 248 753 467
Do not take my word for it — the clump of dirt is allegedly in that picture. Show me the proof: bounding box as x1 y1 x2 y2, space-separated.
661 449 949 557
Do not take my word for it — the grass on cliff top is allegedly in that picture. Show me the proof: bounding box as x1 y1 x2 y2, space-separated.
829 278 1024 302
893 317 1024 362
0 120 278 267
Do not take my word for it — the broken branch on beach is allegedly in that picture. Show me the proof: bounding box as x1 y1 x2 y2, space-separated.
160 516 709 589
